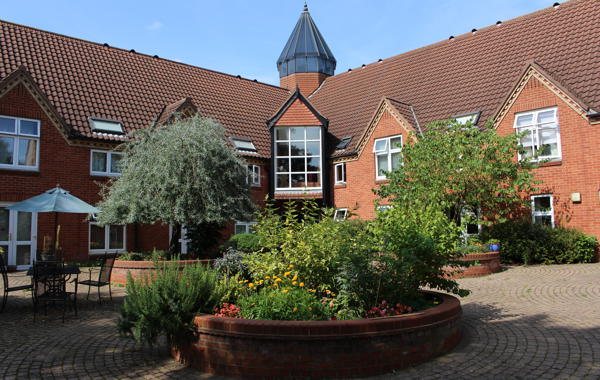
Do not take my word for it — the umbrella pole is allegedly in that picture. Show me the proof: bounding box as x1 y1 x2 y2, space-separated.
54 212 59 253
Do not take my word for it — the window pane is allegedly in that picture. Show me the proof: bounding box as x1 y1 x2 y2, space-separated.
110 154 123 173
289 127 304 140
17 138 37 166
275 127 289 140
291 158 305 172
109 225 124 249
276 158 289 172
90 224 105 250
534 215 552 226
0 137 14 165
307 157 320 172
306 173 320 187
306 127 320 140
16 245 31 266
16 212 31 241
516 114 534 127
533 196 551 212
539 128 558 157
374 139 387 152
537 110 555 124
235 224 246 235
466 223 479 235
306 141 320 156
519 129 534 159
0 117 16 134
335 164 344 182
0 208 9 241
92 152 107 172
276 142 289 156
291 174 306 187
19 120 39 136
289 141 305 156
277 174 290 188
377 154 389 176
390 137 402 150
391 152 402 170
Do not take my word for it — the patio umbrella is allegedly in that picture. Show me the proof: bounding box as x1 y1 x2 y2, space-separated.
7 186 100 252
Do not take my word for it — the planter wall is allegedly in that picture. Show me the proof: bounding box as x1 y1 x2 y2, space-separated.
111 259 213 285
172 291 462 379
453 251 501 278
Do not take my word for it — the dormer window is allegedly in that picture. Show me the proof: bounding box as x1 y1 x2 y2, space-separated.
231 137 257 153
275 126 322 190
90 118 124 134
453 111 481 125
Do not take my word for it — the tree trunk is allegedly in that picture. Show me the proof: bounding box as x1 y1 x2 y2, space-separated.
169 224 181 258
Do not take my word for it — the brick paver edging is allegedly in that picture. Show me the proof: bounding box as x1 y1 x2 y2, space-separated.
111 259 213 285
172 291 462 378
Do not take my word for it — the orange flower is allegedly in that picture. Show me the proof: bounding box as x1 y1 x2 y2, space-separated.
299 282 305 287
293 307 298 312
282 289 289 293
292 281 297 286
292 275 298 281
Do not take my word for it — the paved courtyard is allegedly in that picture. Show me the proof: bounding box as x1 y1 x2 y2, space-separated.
0 264 599 379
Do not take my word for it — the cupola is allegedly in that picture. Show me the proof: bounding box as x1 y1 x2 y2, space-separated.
277 3 336 95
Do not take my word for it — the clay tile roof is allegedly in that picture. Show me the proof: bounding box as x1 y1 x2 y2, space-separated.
0 20 290 157
385 98 420 134
310 0 600 155
153 97 197 127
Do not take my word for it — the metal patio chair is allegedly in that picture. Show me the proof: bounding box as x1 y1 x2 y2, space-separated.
32 260 78 322
78 252 116 304
0 254 33 312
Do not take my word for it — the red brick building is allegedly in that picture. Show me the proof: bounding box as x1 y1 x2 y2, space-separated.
1 0 599 266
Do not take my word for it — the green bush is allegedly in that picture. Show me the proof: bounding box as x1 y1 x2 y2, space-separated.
238 286 333 321
118 259 229 346
214 247 249 278
223 233 262 253
482 219 598 264
118 250 166 261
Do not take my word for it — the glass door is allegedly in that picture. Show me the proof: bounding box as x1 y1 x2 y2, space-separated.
0 205 37 269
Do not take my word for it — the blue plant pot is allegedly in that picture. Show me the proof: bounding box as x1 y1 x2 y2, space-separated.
488 243 500 252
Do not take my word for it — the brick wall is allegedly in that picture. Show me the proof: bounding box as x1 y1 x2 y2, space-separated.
332 109 406 219
280 72 328 96
496 76 600 239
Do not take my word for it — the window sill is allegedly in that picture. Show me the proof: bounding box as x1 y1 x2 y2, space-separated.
89 250 124 255
0 167 40 176
334 182 347 189
90 173 122 177
375 179 390 184
538 160 562 167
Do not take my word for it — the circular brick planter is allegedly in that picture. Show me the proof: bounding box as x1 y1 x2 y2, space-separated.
111 259 213 286
172 291 462 378
453 251 501 278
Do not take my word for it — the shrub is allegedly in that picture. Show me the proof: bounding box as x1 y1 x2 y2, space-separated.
214 247 249 278
483 219 598 264
118 258 228 346
238 287 333 321
223 233 262 253
118 250 165 261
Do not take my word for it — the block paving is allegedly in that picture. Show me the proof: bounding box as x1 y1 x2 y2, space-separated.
0 264 599 379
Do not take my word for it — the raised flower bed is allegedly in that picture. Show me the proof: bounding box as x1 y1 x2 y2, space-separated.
172 291 462 379
112 259 213 285
454 250 501 278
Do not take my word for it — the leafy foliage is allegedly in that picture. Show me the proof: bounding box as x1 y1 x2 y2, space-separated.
213 247 249 279
97 115 254 251
117 250 165 261
376 120 538 227
483 219 598 264
118 259 230 346
222 233 262 253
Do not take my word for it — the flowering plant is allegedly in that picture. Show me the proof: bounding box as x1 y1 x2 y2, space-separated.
214 303 241 318
365 300 413 318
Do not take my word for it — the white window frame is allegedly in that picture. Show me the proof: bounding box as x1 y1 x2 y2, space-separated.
333 208 348 221
373 135 402 180
0 115 40 171
90 150 124 176
234 221 257 234
514 107 561 162
531 194 554 227
89 222 126 254
334 163 346 184
376 205 392 212
274 126 322 191
246 164 261 187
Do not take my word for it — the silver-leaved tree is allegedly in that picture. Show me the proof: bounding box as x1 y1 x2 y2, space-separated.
96 115 254 255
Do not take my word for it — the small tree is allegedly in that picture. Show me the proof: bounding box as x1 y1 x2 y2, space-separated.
376 120 538 227
97 115 254 254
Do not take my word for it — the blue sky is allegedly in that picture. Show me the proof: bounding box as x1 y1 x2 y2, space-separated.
3 0 551 85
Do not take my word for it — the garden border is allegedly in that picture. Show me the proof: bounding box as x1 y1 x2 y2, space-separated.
111 259 213 285
453 250 501 278
172 291 462 378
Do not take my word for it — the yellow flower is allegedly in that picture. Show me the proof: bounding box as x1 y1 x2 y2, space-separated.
293 307 298 312
292 281 297 286
308 307 313 311
299 282 305 287
244 280 249 283
288 264 294 269
275 278 283 283
284 271 291 277
292 275 298 281
238 280 244 284
248 283 254 288
265 276 271 280
282 289 289 293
